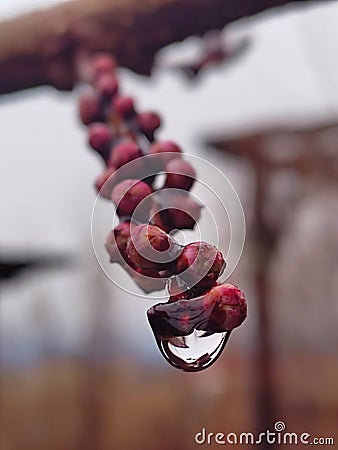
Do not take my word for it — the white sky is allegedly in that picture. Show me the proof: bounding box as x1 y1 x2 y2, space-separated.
0 0 64 19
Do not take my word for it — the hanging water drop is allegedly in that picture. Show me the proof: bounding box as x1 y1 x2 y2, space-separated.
154 329 232 372
147 293 234 372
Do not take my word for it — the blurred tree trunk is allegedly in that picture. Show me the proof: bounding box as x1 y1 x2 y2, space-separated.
0 0 308 95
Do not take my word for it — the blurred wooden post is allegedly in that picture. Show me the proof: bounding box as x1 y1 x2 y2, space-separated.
207 133 280 445
208 121 338 448
252 159 278 445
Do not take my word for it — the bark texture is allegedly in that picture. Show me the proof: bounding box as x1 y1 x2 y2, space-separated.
0 0 308 95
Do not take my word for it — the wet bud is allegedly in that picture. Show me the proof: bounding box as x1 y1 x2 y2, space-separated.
95 166 120 199
78 92 102 125
108 141 143 169
151 192 202 232
165 158 196 191
111 179 152 218
105 222 134 264
92 52 116 79
136 112 161 140
96 73 119 98
127 224 181 270
147 283 246 339
148 140 182 171
169 204 200 230
175 242 225 290
147 298 198 338
113 96 136 118
201 284 247 332
88 123 112 158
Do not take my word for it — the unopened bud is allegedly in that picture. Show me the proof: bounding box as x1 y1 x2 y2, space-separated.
201 283 247 332
175 242 225 290
111 179 152 218
127 224 181 270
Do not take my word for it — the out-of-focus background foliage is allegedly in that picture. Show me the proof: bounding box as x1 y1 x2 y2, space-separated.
0 1 337 449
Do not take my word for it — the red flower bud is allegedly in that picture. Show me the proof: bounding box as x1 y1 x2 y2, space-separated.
78 92 102 125
147 283 246 339
201 284 247 332
149 140 182 170
165 158 196 191
88 123 112 155
113 96 136 118
169 196 201 230
136 112 161 140
96 73 119 98
92 53 117 79
105 221 134 264
175 242 225 290
127 224 181 270
151 192 202 232
111 179 152 218
108 141 143 169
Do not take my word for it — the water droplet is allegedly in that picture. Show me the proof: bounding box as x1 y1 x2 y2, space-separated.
154 330 231 372
147 295 233 372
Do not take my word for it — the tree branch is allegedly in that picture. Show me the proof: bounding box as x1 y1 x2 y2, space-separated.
0 0 307 95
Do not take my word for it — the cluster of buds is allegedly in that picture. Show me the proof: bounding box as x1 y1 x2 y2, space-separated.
78 52 247 343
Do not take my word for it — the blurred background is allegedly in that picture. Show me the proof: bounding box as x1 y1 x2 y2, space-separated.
0 1 337 449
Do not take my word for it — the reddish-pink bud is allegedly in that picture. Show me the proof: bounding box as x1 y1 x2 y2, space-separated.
170 196 201 230
151 193 202 232
95 166 120 199
78 92 101 125
136 112 161 140
149 140 182 158
149 140 182 170
111 179 152 218
92 53 116 79
165 158 196 191
147 283 246 338
113 96 136 118
175 242 225 289
96 73 119 98
127 224 181 270
88 123 112 154
108 141 143 169
202 284 247 332
105 222 135 264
